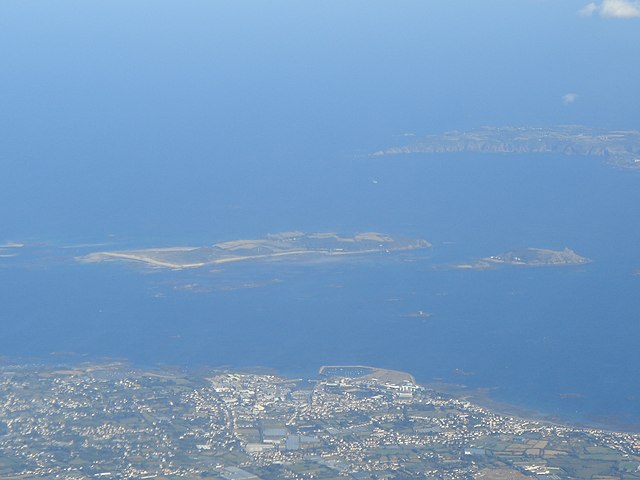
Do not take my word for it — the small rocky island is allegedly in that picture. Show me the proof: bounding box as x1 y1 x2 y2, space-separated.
373 125 640 169
455 247 591 270
77 232 431 270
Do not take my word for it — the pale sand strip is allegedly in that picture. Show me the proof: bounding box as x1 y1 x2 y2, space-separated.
80 252 206 269
80 247 399 269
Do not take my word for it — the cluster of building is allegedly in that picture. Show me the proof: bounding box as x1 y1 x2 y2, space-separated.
0 362 639 479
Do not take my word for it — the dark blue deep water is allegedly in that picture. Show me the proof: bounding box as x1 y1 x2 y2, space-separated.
2 153 639 430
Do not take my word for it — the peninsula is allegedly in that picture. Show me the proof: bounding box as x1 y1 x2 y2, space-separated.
77 232 431 270
373 125 640 169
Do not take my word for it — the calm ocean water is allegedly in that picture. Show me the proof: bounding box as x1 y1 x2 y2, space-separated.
2 152 639 430
2 0 639 433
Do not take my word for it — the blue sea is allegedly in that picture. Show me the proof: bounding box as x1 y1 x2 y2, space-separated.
2 153 640 431
1 0 640 431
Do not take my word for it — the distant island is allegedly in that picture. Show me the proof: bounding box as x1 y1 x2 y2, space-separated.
373 125 640 169
454 247 591 270
77 232 431 270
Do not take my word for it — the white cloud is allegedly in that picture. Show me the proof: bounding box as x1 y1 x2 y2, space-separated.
602 0 640 16
579 0 640 18
562 93 579 105
579 2 599 15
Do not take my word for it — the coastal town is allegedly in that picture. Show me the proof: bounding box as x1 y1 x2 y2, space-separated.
0 362 639 479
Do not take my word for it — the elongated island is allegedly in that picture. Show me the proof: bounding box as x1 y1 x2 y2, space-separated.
77 232 431 270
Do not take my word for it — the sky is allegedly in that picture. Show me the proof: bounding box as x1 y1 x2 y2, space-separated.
0 0 638 240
